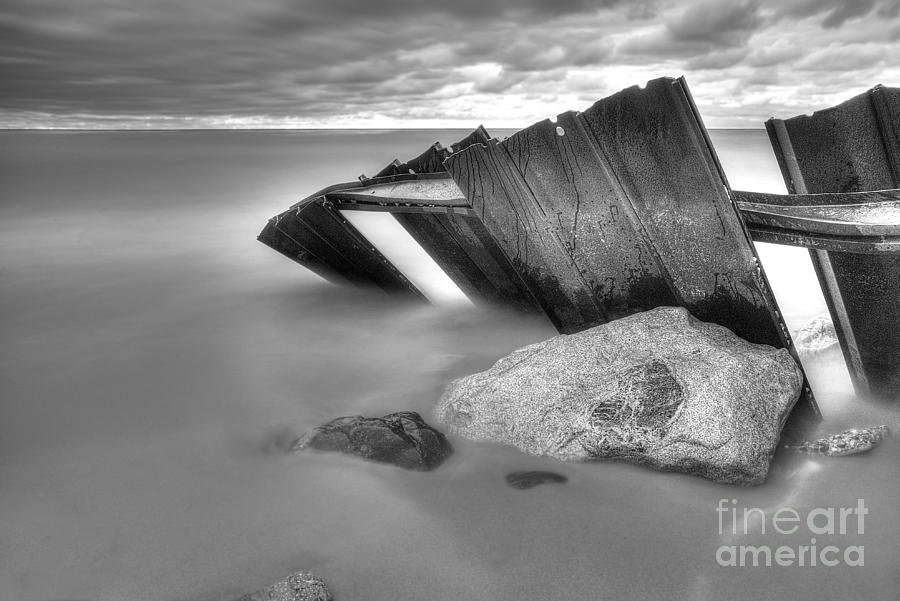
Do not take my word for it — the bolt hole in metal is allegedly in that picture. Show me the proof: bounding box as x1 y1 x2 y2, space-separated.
556 125 566 136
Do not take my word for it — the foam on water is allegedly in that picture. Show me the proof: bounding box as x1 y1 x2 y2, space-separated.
1 130 897 601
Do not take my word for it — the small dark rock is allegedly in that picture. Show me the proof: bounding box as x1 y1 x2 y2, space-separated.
293 411 453 470
505 471 568 490
235 571 331 601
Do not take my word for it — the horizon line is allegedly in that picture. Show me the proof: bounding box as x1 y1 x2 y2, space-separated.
0 126 767 132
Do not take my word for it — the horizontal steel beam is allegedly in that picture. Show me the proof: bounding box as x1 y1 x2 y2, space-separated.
734 188 900 252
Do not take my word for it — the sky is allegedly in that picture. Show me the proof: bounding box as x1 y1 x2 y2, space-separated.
1 0 898 129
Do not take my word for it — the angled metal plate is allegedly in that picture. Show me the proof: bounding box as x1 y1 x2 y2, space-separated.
394 212 542 313
368 127 542 312
446 77 789 344
259 196 425 298
260 127 541 312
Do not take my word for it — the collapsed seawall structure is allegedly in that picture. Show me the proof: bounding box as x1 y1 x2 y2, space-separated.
258 77 900 434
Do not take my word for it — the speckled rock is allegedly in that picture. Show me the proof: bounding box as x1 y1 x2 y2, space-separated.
436 307 803 485
293 411 452 470
235 571 331 601
792 313 839 355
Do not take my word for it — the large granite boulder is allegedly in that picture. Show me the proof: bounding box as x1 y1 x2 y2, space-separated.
235 571 331 601
436 307 803 485
792 313 839 355
293 411 452 470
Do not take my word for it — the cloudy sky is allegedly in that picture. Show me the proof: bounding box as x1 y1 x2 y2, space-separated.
1 0 898 129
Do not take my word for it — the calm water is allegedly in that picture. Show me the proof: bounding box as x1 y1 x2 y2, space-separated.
1 130 898 600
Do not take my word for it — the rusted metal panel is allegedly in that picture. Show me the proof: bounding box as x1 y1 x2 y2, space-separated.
393 212 542 313
374 143 449 178
359 128 543 312
504 113 677 320
768 86 899 195
580 78 790 346
767 85 900 400
446 77 788 345
369 126 491 179
259 170 541 311
259 197 425 298
445 128 611 331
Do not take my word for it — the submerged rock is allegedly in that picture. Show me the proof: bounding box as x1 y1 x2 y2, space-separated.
783 425 890 456
236 571 331 601
436 307 803 485
293 411 452 470
260 425 300 455
505 470 568 489
792 313 839 354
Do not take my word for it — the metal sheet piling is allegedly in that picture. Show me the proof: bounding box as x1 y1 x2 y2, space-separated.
766 84 900 400
258 192 425 299
445 78 795 344
259 77 836 433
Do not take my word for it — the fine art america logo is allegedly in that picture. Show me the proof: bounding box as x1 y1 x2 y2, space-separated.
715 498 867 567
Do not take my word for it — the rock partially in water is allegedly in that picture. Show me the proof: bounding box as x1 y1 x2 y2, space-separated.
235 571 331 601
436 307 803 485
783 425 890 456
792 313 839 355
505 470 568 489
293 411 453 470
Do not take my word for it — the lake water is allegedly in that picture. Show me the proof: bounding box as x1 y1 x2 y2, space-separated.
1 130 898 600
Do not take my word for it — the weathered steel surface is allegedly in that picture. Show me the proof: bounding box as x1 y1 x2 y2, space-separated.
393 212 542 312
366 128 542 312
735 188 900 207
328 175 472 214
260 126 540 312
259 193 425 298
368 126 490 180
447 78 784 343
735 189 900 251
374 143 450 178
446 123 614 330
767 85 900 399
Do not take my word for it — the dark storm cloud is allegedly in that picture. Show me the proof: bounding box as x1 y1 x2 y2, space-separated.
667 0 761 44
0 0 632 123
0 0 898 127
247 0 617 33
616 0 762 65
773 0 900 27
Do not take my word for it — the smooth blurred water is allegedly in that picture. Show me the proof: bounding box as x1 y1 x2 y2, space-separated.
1 130 898 601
